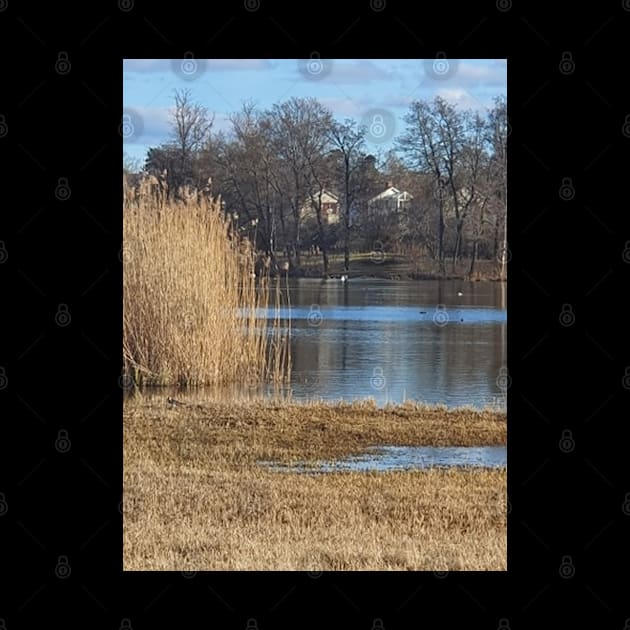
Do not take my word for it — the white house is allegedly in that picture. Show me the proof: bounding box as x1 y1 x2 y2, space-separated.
300 190 341 224
368 185 413 215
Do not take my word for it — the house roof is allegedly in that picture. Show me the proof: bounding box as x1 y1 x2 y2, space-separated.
320 190 339 203
300 189 341 217
302 189 339 206
369 186 413 203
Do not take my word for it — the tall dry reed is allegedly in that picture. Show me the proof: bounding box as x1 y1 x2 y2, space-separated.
123 195 290 386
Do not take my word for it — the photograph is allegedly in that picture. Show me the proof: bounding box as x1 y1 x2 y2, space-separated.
122 58 508 571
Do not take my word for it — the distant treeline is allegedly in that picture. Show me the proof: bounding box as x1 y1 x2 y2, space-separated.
125 90 507 278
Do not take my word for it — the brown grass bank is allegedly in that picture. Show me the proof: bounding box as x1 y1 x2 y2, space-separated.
124 399 506 570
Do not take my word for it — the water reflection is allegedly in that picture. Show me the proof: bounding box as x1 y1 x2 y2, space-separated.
129 279 507 409
280 279 506 408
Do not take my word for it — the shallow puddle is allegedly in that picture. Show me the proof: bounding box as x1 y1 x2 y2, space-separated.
259 445 507 473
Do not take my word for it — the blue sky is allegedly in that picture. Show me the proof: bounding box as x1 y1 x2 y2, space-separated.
123 58 506 167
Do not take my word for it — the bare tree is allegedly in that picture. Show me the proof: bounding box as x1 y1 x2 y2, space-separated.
304 161 333 274
205 103 293 272
137 90 507 279
269 97 332 273
170 89 214 192
486 96 508 279
397 99 448 273
227 104 283 266
431 98 464 269
398 97 501 273
467 160 493 278
329 119 366 274
448 109 487 270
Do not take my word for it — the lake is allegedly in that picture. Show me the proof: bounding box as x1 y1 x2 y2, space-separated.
261 278 507 409
132 278 507 409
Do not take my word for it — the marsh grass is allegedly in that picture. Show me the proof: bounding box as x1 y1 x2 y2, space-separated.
123 196 290 386
124 399 507 570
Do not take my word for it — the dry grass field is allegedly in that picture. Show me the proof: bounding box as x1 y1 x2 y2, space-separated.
124 398 507 571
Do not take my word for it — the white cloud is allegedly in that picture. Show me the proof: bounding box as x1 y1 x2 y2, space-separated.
446 60 507 87
133 105 171 131
378 94 414 109
318 96 372 117
436 88 490 111
337 60 398 83
299 59 400 85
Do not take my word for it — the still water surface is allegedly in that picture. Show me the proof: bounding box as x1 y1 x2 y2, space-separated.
260 445 507 473
268 278 507 409
132 279 507 409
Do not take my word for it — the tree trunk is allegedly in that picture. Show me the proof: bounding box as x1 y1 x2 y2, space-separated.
438 201 445 274
469 198 485 280
493 216 500 261
468 239 478 279
266 205 274 254
288 203 301 270
313 193 329 276
343 220 350 273
452 220 463 272
500 212 507 282
343 159 351 274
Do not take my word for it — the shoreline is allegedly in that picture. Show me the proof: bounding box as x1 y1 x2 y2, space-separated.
293 270 507 282
125 398 507 459
274 254 507 282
